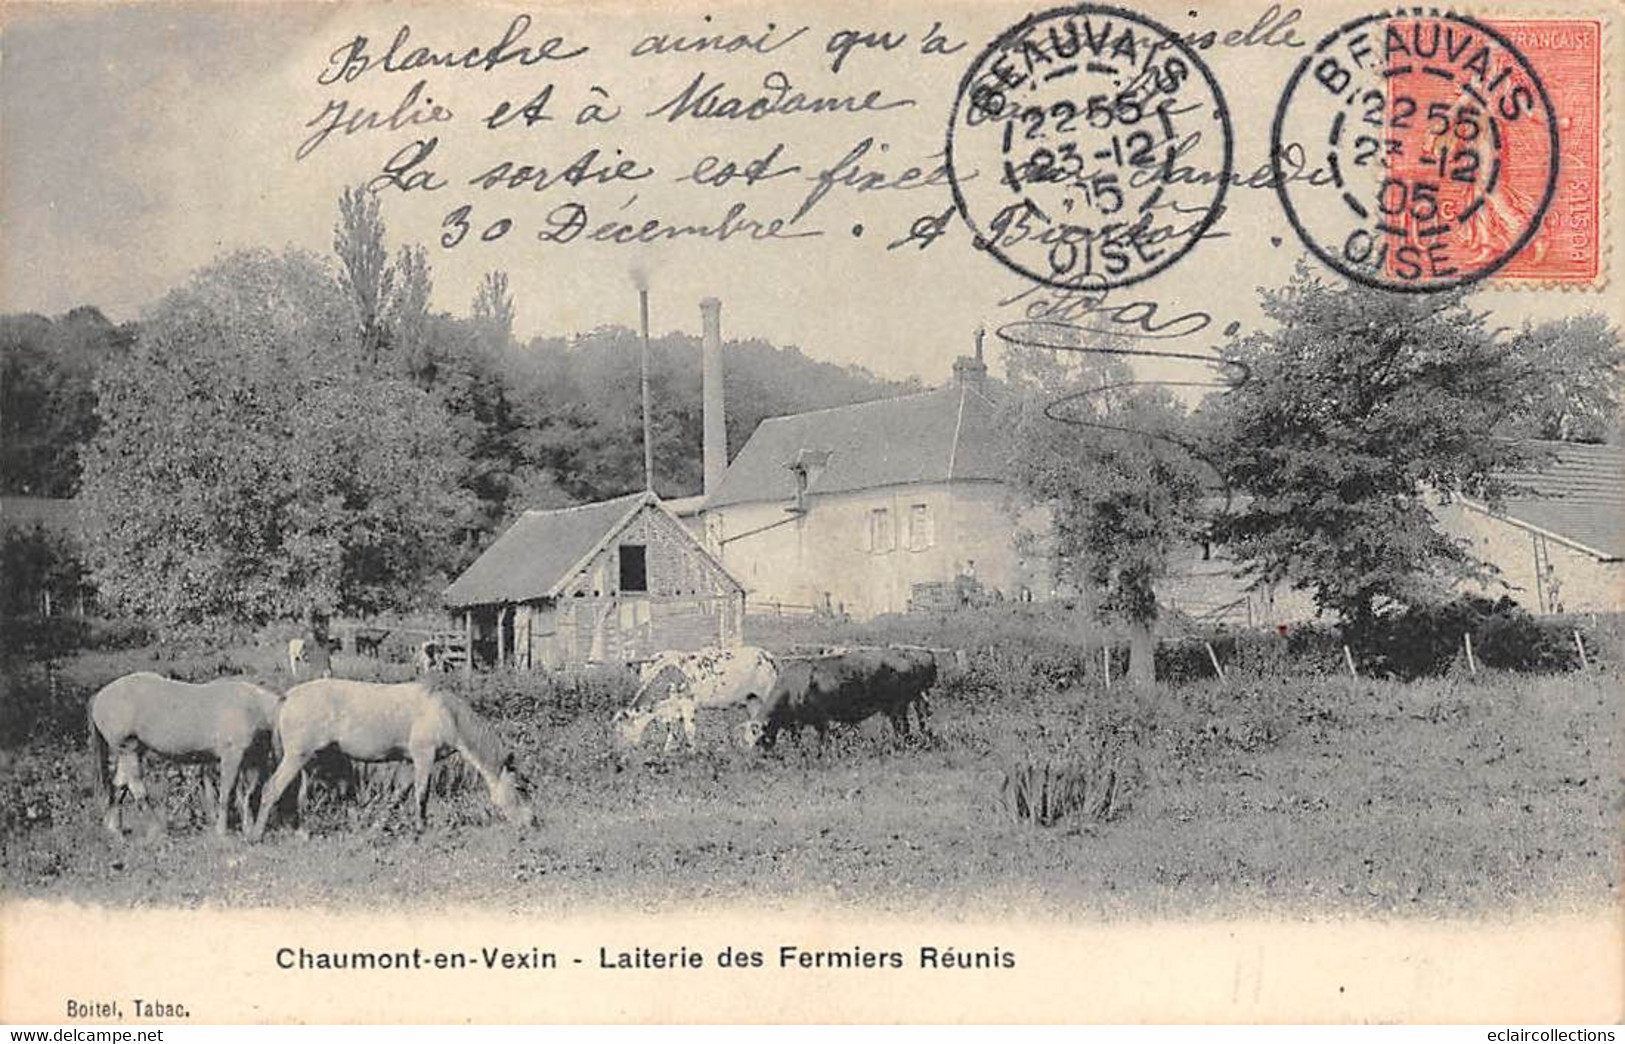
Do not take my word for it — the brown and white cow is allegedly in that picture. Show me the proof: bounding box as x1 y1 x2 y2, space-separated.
612 646 780 752
742 645 938 750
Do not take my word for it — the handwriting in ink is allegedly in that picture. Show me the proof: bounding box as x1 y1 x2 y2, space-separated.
886 206 956 251
575 87 623 125
791 137 953 222
630 20 809 57
533 198 824 245
919 22 966 56
646 71 915 123
298 79 451 161
318 16 587 85
468 149 655 194
679 144 803 189
1181 4 1304 51
367 137 448 193
825 28 908 74
996 282 1212 341
484 87 555 130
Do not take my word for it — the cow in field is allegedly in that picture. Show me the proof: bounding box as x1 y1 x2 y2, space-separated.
287 635 333 681
612 646 779 752
743 645 938 750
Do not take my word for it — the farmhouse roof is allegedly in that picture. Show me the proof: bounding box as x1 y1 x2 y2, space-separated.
1466 440 1625 560
706 384 1008 508
444 491 737 608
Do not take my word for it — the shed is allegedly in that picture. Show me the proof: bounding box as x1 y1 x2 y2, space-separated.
443 491 746 668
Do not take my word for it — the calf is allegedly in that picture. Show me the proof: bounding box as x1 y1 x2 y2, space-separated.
612 646 779 752
288 634 334 681
746 646 937 750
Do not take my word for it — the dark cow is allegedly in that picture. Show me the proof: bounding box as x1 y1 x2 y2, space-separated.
745 646 938 750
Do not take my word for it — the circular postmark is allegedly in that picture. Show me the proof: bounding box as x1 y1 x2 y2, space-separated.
946 4 1234 290
1270 9 1559 292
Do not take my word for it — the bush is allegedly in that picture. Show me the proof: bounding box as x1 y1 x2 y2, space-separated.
1361 596 1597 678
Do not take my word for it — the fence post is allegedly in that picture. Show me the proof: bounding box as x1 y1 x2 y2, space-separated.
1463 632 1477 675
1574 630 1590 672
1343 644 1358 679
1204 641 1226 683
1102 644 1112 690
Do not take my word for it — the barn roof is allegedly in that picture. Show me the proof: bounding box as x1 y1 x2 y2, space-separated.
443 491 741 608
706 384 1007 507
1466 440 1625 560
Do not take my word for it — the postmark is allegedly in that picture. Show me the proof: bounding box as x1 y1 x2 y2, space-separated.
945 4 1234 290
1270 8 1560 292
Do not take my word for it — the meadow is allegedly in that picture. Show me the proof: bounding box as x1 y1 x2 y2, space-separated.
1 606 1618 918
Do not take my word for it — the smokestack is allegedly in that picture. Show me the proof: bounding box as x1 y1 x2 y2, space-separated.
701 297 726 500
640 288 654 493
953 326 989 389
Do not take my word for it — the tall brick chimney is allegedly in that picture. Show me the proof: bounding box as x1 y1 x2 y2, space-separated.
953 326 989 389
701 297 727 499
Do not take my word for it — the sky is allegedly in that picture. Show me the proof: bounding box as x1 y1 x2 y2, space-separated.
2 0 1615 384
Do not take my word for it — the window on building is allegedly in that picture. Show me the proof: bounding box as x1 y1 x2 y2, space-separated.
618 544 648 592
907 503 933 551
869 507 894 554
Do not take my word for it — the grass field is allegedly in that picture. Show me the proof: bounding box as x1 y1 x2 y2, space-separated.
1 618 1617 918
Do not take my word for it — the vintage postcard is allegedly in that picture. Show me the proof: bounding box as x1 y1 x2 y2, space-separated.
2 0 1621 1025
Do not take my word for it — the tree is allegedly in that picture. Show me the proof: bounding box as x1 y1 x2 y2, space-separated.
387 244 434 385
1006 341 1207 684
471 270 515 350
1 307 132 496
80 249 471 632
1209 264 1538 637
1503 313 1623 442
334 185 394 367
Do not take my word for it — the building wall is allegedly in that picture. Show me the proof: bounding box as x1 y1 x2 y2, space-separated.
476 502 746 668
534 593 743 667
709 480 1050 618
1157 552 1319 627
1433 501 1624 613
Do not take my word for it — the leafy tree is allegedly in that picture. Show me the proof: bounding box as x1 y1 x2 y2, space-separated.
1210 264 1538 638
508 326 916 505
1504 313 1623 442
1 520 86 617
1005 342 1206 684
387 244 434 385
471 270 516 350
334 185 394 367
1 307 132 496
80 249 470 632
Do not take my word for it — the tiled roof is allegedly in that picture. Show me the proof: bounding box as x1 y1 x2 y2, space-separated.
443 492 650 608
706 384 1008 507
1471 440 1624 559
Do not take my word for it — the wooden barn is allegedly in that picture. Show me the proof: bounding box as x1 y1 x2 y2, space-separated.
443 491 746 669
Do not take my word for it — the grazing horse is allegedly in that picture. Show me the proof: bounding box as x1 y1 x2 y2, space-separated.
88 672 283 838
248 679 533 839
612 646 779 751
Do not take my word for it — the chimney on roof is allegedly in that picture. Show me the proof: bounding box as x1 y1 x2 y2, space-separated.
953 326 989 389
701 297 727 499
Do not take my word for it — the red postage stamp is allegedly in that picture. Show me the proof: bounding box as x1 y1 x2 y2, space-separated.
1272 11 1604 291
1483 19 1603 285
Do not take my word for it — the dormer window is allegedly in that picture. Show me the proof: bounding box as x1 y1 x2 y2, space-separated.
789 463 811 513
786 449 831 514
